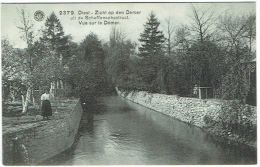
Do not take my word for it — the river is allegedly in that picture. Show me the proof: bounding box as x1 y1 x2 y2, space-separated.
47 96 256 165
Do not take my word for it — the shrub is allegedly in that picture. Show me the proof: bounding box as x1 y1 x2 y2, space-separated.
219 101 256 142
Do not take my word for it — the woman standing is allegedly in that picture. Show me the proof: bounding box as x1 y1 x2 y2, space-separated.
41 89 52 120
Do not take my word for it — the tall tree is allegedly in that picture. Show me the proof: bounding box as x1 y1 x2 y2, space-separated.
139 11 165 58
69 33 110 101
16 8 36 113
216 12 255 102
244 13 256 53
2 39 26 102
162 16 175 56
40 12 72 104
189 4 217 42
217 12 247 52
78 32 104 62
138 12 167 93
104 26 133 87
41 12 70 61
109 25 126 48
185 4 218 90
174 24 191 52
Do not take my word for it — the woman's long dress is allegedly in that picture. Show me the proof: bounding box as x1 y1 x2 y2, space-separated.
41 100 52 117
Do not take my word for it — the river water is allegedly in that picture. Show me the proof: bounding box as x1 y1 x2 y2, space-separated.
48 96 256 165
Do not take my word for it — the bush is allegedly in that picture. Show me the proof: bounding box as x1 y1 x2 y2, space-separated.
219 101 256 142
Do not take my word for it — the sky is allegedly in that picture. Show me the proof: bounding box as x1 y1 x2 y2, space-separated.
1 2 256 48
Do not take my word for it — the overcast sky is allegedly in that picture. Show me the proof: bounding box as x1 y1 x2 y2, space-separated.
1 2 255 48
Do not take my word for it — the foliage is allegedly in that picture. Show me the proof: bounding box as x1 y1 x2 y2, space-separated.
104 10 255 99
203 101 256 142
104 27 136 91
190 41 225 86
213 13 255 102
33 55 64 88
68 33 111 101
78 32 105 62
136 12 168 93
218 63 249 101
168 40 227 96
15 8 37 112
40 12 71 62
174 25 191 51
3 7 256 107
220 101 256 140
139 12 165 58
2 39 27 101
31 11 77 100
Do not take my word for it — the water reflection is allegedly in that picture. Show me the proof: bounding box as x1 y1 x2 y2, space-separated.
49 96 256 165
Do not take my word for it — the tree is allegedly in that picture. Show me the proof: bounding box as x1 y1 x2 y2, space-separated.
189 4 217 42
137 12 168 93
41 12 71 62
243 13 256 53
78 32 104 62
174 24 191 52
139 11 165 58
104 26 134 89
39 12 72 105
109 25 126 48
189 41 225 88
184 4 219 91
68 33 110 101
216 12 249 54
162 16 175 56
216 12 255 102
16 8 36 113
2 39 27 102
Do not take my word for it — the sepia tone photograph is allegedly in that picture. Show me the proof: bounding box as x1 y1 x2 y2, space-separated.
1 1 256 165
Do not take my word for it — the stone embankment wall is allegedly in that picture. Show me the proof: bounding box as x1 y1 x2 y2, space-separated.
116 88 257 128
3 100 83 165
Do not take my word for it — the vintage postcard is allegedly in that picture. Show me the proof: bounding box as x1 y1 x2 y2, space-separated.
1 2 256 165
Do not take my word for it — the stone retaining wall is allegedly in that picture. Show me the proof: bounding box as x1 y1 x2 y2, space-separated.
116 88 257 128
3 99 83 165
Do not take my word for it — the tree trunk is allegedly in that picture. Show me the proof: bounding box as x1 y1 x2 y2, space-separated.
31 88 36 106
50 81 58 112
22 86 31 114
60 80 64 98
50 81 55 97
22 95 24 107
157 69 167 94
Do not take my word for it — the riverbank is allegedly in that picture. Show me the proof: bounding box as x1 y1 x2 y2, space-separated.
2 98 83 165
116 88 256 148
